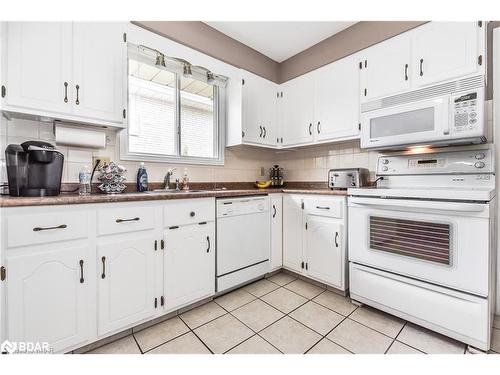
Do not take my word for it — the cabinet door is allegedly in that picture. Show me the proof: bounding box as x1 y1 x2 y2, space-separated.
360 35 411 102
281 74 315 146
164 223 215 311
305 215 344 289
270 195 283 271
5 22 72 114
7 245 90 353
241 72 262 144
283 195 304 273
412 22 481 87
72 22 125 124
314 55 361 141
260 79 278 147
97 236 156 335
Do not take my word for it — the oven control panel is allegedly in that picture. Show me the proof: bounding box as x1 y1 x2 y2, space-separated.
377 146 494 175
452 91 484 135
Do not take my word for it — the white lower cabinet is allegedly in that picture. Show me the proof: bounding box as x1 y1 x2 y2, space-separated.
270 194 283 271
283 194 305 273
305 215 344 289
283 194 347 290
163 222 215 311
97 236 157 336
6 244 91 353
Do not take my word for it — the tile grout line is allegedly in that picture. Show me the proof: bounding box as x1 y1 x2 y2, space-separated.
178 313 215 354
131 334 144 354
384 321 407 354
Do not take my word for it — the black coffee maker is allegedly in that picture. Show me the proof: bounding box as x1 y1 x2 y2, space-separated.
5 141 64 197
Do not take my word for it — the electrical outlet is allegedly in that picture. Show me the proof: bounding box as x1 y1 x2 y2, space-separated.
260 167 265 177
92 156 110 170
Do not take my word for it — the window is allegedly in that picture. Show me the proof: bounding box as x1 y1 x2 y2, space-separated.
121 45 226 165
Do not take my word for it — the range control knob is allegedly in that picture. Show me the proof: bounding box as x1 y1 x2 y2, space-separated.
381 159 389 165
474 161 485 169
381 166 389 172
475 152 485 160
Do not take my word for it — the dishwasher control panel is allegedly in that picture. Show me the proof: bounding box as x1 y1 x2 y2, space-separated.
216 196 269 217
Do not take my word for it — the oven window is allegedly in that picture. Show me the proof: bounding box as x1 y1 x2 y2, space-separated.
369 216 451 265
370 107 435 138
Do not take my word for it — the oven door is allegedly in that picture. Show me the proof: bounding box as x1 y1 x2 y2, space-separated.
360 96 450 149
348 196 491 296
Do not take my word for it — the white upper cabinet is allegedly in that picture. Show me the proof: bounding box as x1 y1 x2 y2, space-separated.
280 73 315 146
412 22 484 87
360 35 411 102
6 244 91 353
4 22 73 114
241 70 278 147
314 54 361 141
72 22 125 124
1 22 126 127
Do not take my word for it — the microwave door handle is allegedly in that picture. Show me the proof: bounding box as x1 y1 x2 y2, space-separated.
443 99 451 135
349 197 486 213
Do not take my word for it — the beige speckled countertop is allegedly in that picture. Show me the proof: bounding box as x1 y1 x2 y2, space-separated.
0 187 347 208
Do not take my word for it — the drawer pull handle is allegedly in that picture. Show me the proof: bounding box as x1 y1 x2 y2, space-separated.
206 236 210 253
63 82 68 103
335 232 339 248
316 206 330 210
79 260 84 284
101 256 106 279
33 224 67 232
116 217 140 223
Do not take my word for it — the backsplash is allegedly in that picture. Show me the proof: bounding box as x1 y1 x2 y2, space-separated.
0 116 276 184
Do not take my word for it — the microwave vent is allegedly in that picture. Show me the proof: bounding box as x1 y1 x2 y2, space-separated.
361 75 485 113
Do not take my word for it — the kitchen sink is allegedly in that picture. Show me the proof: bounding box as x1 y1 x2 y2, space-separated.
145 189 206 193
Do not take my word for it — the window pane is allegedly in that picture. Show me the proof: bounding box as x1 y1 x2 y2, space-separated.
128 57 177 156
180 76 215 158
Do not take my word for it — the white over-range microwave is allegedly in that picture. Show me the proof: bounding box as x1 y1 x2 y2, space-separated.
360 77 486 150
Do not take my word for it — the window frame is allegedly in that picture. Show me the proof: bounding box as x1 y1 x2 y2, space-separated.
120 58 225 166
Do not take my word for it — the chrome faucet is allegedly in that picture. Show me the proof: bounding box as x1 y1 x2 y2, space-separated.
164 168 176 190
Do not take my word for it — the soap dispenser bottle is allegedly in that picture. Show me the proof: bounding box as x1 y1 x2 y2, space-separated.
137 162 148 192
182 168 189 190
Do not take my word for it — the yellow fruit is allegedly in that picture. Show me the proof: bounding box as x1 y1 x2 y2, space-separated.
255 180 271 188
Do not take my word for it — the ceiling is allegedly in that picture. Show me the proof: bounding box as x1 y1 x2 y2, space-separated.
204 22 356 62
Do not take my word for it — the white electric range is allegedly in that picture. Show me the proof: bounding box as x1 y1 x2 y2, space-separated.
348 145 496 351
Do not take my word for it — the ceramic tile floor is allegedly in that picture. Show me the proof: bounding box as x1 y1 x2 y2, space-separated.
85 272 500 355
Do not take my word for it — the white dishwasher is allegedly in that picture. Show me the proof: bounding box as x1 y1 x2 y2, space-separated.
216 196 270 292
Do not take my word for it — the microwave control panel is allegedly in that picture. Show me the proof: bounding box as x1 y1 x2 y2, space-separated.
453 92 481 132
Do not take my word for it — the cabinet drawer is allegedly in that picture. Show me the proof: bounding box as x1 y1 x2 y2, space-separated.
164 198 215 227
97 206 156 236
6 211 88 248
304 196 344 218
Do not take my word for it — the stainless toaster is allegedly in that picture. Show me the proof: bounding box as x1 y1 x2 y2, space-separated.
328 168 370 189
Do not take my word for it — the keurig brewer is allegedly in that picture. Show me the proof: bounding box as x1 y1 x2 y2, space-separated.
5 141 64 197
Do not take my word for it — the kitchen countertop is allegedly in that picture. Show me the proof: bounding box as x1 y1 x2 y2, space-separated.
0 187 347 208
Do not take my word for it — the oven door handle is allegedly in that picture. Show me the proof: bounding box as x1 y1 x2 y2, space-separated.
349 197 486 213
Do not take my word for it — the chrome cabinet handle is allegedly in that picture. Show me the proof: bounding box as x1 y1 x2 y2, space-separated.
263 126 266 138
317 121 321 134
79 260 84 283
419 59 424 77
64 82 68 103
335 232 339 248
272 204 277 218
75 84 80 105
116 217 140 223
33 224 67 232
259 126 263 137
308 123 312 135
316 206 330 210
101 256 106 279
206 236 210 253
404 64 409 81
